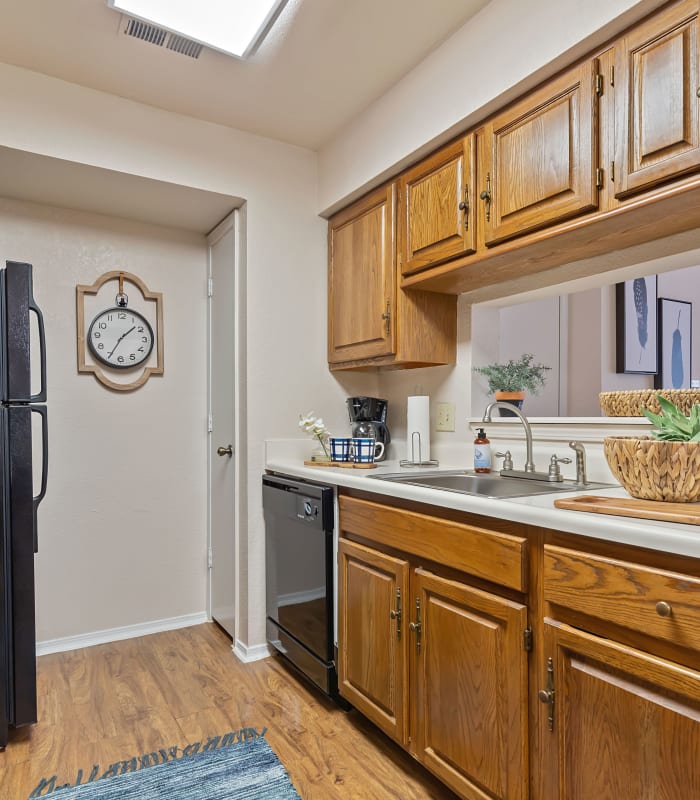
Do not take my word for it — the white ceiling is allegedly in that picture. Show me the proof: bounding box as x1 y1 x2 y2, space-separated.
0 0 490 150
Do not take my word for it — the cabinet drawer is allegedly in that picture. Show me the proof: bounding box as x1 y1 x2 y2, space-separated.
544 545 700 652
339 495 527 591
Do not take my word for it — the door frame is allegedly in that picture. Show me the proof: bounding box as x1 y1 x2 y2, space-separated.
206 206 246 644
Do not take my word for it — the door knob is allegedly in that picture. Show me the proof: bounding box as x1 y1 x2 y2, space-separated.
217 445 233 457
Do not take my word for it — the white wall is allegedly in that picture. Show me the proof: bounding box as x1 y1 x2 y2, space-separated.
0 198 208 641
0 62 373 649
317 0 657 213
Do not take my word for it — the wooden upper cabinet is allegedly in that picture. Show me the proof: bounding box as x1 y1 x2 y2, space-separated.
481 60 599 246
328 183 395 364
328 183 456 370
337 538 410 746
615 0 700 199
413 568 528 800
544 620 700 800
399 135 476 276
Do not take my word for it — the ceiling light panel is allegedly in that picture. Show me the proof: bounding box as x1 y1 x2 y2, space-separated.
108 0 288 58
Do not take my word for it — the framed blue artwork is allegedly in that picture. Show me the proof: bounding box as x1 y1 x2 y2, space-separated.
615 276 658 374
655 298 692 390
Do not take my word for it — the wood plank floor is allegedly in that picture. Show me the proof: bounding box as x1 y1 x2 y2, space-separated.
0 623 457 799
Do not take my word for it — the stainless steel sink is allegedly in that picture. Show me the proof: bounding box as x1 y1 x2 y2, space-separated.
370 470 615 499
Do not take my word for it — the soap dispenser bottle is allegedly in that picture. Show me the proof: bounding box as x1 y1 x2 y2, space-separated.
473 428 492 473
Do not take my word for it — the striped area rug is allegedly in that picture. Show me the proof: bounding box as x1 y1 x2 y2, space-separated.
28 728 300 799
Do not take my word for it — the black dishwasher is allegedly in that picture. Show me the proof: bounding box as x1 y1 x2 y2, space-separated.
263 474 341 702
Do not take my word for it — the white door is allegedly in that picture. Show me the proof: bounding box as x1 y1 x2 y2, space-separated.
208 212 237 638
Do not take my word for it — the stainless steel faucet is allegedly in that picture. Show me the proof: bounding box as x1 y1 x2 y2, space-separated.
482 401 536 472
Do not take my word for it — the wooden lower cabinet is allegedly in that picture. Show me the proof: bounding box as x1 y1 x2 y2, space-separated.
338 535 528 800
543 619 700 799
339 497 700 799
414 569 528 800
337 538 409 745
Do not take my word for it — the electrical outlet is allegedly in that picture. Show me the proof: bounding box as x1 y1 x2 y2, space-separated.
435 402 455 432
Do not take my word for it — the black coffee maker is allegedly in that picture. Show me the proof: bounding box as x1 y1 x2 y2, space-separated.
346 397 391 461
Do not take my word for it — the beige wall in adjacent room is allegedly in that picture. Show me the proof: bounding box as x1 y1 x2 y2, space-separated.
0 198 208 642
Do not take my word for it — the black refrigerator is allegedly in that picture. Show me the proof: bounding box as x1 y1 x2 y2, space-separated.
0 261 48 751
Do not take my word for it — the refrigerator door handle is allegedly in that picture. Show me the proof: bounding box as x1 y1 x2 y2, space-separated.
28 291 47 403
30 405 48 553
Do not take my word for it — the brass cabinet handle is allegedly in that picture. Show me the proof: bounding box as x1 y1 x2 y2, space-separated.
480 172 492 222
458 185 469 230
539 657 555 731
381 300 391 335
217 445 233 457
390 587 402 639
408 598 422 652
656 601 672 617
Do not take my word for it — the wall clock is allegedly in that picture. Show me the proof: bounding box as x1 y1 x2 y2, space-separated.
77 270 163 391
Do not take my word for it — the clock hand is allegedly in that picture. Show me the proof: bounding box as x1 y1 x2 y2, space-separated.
107 326 136 359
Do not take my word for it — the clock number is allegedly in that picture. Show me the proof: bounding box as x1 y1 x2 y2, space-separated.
138 347 144 353
118 312 127 320
117 355 125 363
97 343 104 350
98 322 107 329
93 331 101 339
130 354 136 361
142 336 148 343
137 326 144 333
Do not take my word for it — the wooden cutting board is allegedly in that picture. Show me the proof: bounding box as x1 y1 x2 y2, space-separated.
554 495 700 525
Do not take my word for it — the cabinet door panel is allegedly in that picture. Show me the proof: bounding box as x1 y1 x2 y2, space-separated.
400 136 476 275
414 569 528 800
328 184 396 363
615 0 700 197
338 538 409 745
545 620 700 800
483 60 598 246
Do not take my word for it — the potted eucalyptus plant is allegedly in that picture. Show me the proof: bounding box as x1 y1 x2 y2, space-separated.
472 353 551 416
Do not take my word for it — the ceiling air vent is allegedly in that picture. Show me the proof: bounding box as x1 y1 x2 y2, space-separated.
166 34 204 59
122 17 203 59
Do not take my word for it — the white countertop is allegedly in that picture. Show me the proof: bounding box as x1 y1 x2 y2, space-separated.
264 450 700 559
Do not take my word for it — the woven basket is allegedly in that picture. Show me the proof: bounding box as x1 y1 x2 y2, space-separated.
599 389 700 417
603 436 700 502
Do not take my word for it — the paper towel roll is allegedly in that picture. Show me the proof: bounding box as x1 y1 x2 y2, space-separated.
406 396 430 463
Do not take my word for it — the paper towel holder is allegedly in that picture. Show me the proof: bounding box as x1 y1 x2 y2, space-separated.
400 431 439 468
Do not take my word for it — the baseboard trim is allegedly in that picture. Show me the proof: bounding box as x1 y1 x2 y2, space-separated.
36 612 210 656
233 638 271 663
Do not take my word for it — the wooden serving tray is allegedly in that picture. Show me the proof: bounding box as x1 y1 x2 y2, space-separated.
303 460 377 470
554 495 700 525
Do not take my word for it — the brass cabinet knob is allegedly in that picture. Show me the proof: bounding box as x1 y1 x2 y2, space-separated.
656 601 672 617
538 689 554 704
217 445 233 457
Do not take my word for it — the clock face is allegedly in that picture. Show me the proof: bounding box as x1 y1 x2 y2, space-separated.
87 307 154 369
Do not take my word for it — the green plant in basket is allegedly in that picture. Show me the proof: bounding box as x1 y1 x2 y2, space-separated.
641 394 700 441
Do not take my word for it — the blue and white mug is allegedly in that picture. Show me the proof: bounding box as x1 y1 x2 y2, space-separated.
351 437 384 464
329 437 352 462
